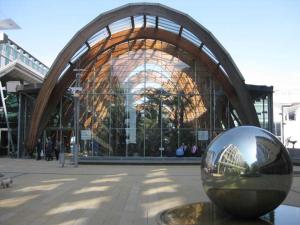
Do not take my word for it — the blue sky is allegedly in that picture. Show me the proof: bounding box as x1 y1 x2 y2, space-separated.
1 0 300 98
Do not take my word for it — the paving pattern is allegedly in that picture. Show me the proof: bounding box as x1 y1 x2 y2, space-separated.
0 158 299 225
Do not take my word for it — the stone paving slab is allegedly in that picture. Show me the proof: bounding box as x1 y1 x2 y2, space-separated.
0 159 299 225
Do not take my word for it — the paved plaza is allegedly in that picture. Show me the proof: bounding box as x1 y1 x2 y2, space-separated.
0 158 300 225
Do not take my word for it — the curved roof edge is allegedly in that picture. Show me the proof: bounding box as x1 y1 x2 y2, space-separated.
26 3 259 151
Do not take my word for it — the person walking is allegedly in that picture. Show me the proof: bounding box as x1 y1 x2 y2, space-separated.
36 138 42 160
45 139 53 161
54 140 60 160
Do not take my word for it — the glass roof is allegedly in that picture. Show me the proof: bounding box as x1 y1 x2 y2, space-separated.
146 15 156 28
182 28 202 46
202 45 218 63
158 17 181 35
109 17 132 34
134 15 144 28
87 29 109 47
62 14 224 80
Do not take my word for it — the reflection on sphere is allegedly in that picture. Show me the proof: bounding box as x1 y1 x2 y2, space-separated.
201 126 293 218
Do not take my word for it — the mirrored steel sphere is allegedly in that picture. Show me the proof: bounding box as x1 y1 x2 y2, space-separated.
201 126 293 218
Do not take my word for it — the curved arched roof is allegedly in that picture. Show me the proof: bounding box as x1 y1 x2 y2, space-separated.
26 3 259 150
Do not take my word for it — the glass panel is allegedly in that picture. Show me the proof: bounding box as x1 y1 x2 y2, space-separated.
61 96 73 128
202 45 219 63
182 28 202 46
219 65 228 77
70 44 89 63
161 94 178 129
109 17 132 34
94 64 111 93
134 15 144 28
146 15 156 28
126 128 144 157
111 94 126 128
163 128 178 157
145 129 161 156
214 90 228 130
68 40 237 159
110 128 126 156
179 128 196 156
6 93 18 128
87 28 109 47
158 17 181 34
254 96 269 130
91 124 109 156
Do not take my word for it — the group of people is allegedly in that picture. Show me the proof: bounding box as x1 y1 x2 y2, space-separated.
176 143 201 157
36 137 66 167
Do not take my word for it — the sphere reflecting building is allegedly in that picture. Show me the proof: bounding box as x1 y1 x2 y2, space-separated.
201 126 293 218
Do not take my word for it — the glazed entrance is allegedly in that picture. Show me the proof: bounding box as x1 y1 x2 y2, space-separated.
74 40 234 158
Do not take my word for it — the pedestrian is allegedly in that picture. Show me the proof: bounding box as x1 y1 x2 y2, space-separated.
176 143 185 157
191 145 198 156
45 139 53 161
54 140 60 160
36 138 42 160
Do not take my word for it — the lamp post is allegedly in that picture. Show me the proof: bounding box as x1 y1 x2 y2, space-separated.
71 69 84 167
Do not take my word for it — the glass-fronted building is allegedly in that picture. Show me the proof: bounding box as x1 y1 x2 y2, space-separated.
1 4 274 160
44 41 235 158
248 84 273 131
0 32 48 156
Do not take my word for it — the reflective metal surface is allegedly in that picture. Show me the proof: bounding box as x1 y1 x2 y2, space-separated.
157 202 300 225
201 126 293 218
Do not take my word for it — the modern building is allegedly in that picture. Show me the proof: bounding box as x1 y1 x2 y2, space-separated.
1 4 274 160
0 32 48 156
274 103 300 149
215 144 247 175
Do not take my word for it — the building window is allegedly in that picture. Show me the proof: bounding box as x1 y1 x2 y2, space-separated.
289 111 296 121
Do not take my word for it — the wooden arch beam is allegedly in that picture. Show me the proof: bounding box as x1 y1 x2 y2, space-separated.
27 3 258 150
27 29 244 152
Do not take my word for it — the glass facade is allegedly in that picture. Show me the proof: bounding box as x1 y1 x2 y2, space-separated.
254 97 270 130
0 9 275 159
0 93 18 155
21 12 266 159
62 40 234 158
247 85 273 132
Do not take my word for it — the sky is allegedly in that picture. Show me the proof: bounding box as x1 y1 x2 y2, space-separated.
0 0 300 102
